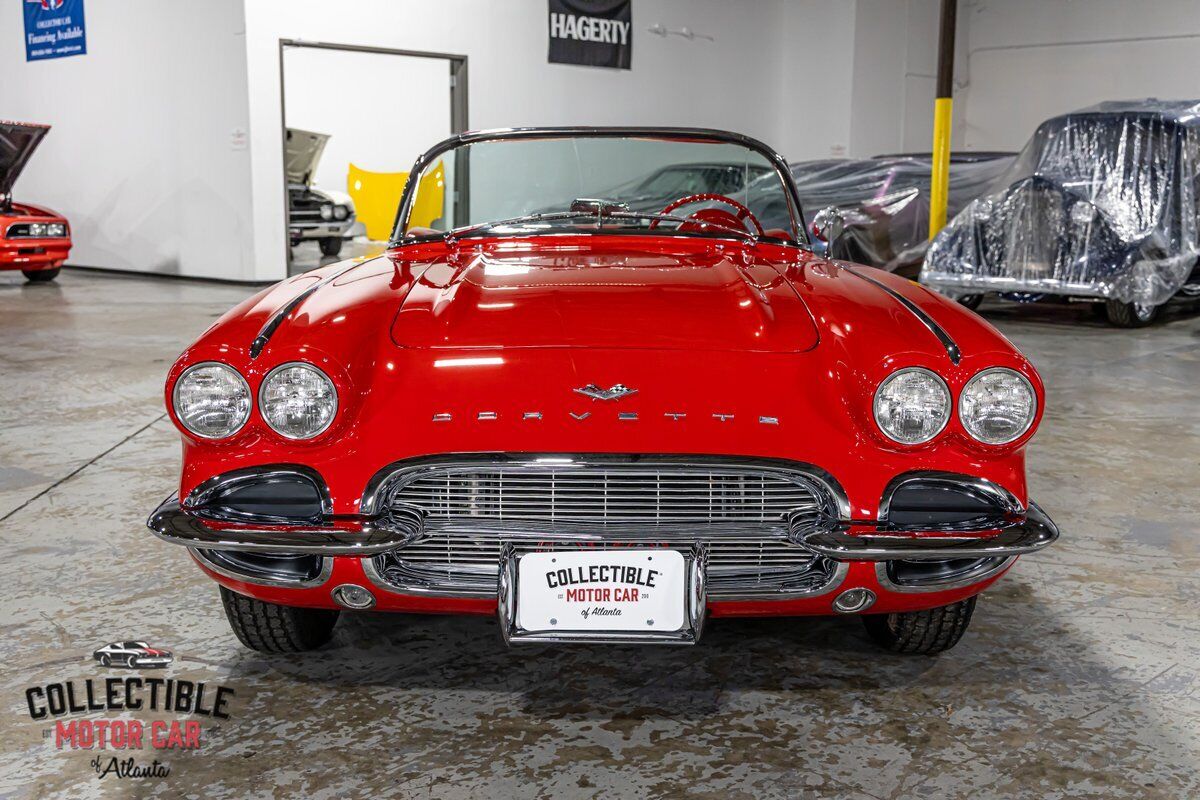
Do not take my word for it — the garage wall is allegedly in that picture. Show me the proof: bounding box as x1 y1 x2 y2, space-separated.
242 0 799 280
0 0 255 280
961 0 1200 150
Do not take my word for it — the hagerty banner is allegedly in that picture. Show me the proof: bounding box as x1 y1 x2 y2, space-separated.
548 0 632 70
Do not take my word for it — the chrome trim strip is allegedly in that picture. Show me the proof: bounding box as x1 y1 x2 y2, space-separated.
799 501 1058 561
874 556 1016 594
497 542 707 645
249 258 376 359
189 547 333 589
842 265 962 364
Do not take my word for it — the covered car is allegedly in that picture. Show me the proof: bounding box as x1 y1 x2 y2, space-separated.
0 121 71 282
286 128 356 257
921 100 1200 326
790 153 1014 277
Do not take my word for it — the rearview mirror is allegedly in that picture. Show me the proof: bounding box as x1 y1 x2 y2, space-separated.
812 206 845 250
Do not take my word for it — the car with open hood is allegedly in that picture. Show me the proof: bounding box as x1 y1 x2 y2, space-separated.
148 127 1057 655
286 127 356 258
1 121 71 282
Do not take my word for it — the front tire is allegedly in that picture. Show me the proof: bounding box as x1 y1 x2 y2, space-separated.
23 268 60 282
957 294 984 310
1105 298 1158 327
99 654 111 667
219 587 340 653
319 237 343 257
862 597 977 655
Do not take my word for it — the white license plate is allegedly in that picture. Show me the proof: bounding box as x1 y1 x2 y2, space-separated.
515 549 687 635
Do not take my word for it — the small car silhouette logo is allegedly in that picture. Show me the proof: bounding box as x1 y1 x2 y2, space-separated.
93 641 173 669
574 383 638 401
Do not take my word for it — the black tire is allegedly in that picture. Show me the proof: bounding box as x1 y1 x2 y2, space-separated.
99 654 111 667
957 294 984 310
1104 298 1158 327
23 268 60 282
219 586 339 653
319 237 343 257
862 596 977 655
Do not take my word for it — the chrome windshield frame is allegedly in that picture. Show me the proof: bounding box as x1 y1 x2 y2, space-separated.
387 126 811 248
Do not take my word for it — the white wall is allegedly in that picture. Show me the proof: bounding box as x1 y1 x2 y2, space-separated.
961 0 1200 150
242 0 795 280
0 0 255 280
282 46 453 192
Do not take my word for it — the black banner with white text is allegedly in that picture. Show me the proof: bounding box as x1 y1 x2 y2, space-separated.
548 0 632 69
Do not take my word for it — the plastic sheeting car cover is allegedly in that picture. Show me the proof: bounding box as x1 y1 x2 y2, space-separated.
921 100 1200 305
790 153 1014 274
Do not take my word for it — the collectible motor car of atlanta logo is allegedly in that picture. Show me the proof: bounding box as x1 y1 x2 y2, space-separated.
93 641 173 669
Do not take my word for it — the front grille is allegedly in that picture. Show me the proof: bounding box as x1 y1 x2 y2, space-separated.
369 458 840 599
398 468 822 524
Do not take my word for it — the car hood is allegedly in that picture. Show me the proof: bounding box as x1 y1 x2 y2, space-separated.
285 127 329 186
0 122 50 206
389 239 820 352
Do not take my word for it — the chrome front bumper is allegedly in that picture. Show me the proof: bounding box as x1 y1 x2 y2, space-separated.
147 494 1057 561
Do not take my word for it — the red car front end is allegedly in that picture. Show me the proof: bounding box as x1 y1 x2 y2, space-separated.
147 128 1057 654
1 122 71 281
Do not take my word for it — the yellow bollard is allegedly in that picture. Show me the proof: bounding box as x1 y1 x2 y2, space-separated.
929 97 953 239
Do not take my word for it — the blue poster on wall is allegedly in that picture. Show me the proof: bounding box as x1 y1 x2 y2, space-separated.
23 0 87 62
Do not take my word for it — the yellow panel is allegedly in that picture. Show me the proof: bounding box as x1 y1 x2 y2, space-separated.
347 161 445 241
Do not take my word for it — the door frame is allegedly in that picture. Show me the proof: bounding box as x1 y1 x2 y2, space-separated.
277 39 468 272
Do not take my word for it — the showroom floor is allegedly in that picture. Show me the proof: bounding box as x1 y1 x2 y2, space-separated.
1 268 1198 799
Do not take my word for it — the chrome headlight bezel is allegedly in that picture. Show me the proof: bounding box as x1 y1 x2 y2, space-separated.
959 367 1038 445
171 362 252 440
873 367 952 445
258 361 339 440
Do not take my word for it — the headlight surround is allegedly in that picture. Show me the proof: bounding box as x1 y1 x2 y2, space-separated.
319 204 334 220
172 363 252 439
959 367 1037 445
259 362 338 439
873 367 951 445
332 204 349 221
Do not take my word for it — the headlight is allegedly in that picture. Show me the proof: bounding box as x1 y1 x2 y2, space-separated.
332 204 349 221
960 368 1037 444
259 362 338 439
172 363 251 439
873 367 951 444
319 204 333 220
47 223 66 237
28 223 47 237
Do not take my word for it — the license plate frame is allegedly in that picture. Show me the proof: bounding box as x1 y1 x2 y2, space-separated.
498 543 707 645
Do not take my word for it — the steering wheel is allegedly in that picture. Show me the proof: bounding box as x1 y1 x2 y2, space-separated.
650 193 765 237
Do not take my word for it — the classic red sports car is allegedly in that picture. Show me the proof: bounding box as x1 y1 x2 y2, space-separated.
148 128 1057 655
1 122 71 282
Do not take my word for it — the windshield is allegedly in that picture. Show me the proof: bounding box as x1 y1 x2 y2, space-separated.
395 134 801 242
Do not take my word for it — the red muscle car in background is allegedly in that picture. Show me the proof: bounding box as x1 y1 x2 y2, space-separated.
1 122 71 282
148 128 1057 656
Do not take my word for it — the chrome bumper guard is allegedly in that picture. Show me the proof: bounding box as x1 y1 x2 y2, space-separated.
146 495 424 556
795 502 1058 561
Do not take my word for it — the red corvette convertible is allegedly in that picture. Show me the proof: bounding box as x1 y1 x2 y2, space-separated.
1 122 71 282
148 128 1057 655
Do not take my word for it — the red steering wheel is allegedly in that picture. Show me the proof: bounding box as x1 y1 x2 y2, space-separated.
650 193 765 237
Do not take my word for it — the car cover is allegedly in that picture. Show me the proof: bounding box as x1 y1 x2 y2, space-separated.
0 121 50 211
921 99 1200 305
791 153 1014 273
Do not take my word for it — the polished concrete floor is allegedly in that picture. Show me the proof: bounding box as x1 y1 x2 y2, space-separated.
1 268 1198 799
